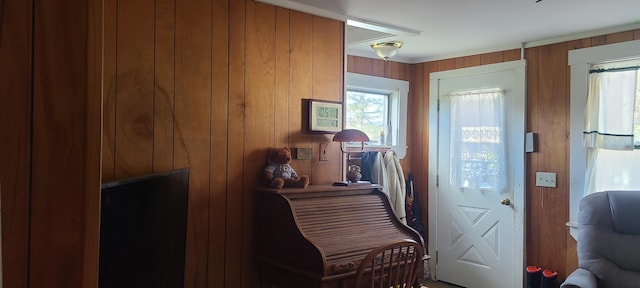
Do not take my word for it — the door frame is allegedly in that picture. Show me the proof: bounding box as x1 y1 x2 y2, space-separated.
427 60 527 287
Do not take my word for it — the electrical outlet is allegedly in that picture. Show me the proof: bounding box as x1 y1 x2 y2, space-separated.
536 172 556 188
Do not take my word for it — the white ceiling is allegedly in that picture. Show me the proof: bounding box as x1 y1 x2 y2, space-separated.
258 0 640 63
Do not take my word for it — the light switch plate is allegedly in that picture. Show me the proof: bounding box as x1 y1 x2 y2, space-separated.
319 143 329 161
536 172 556 188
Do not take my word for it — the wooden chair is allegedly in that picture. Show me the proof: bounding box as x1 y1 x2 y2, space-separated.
354 239 424 288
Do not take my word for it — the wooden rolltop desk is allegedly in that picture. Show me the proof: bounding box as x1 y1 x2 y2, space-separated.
255 184 425 288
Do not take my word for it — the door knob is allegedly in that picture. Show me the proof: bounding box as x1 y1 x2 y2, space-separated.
500 198 511 206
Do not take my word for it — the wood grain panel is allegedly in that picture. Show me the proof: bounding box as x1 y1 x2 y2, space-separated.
115 0 155 178
463 55 481 67
371 59 386 77
84 0 104 286
480 51 503 65
175 0 212 287
386 61 410 80
30 0 101 286
0 0 32 287
274 7 291 147
209 0 230 286
591 35 607 47
408 63 427 241
524 46 541 267
536 42 569 275
226 0 246 286
605 30 634 44
154 0 176 173
504 49 521 62
311 16 343 185
103 0 117 181
243 2 276 286
289 11 314 179
566 38 592 51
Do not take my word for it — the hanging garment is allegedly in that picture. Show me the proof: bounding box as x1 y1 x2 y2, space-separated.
359 151 377 182
384 150 406 224
371 152 389 195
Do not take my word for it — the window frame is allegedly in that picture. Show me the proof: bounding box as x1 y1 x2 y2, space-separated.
568 39 640 239
345 72 408 159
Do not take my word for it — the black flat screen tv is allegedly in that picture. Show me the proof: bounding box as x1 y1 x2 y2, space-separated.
99 168 189 288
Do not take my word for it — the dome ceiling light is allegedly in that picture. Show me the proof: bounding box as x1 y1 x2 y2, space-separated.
370 41 403 62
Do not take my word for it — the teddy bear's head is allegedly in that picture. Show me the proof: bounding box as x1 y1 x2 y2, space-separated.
268 147 292 164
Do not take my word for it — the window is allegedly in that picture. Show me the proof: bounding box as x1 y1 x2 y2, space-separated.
569 39 640 238
346 90 389 145
345 73 408 158
449 89 507 194
584 61 640 195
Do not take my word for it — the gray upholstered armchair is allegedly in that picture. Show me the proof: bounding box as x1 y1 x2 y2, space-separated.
561 191 640 288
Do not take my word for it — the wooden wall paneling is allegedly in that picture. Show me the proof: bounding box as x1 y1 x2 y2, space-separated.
504 49 522 62
532 42 570 275
0 0 32 287
386 61 409 81
407 63 426 238
590 35 607 47
463 55 481 68
353 56 373 75
274 7 291 148
635 29 640 39
605 30 635 44
154 0 176 173
175 0 213 286
524 46 541 268
454 57 465 69
114 0 155 179
480 51 504 65
83 1 104 286
289 11 313 179
102 0 117 181
209 0 230 286
566 38 592 51
371 59 386 77
346 55 356 74
437 58 456 71
311 16 344 185
30 0 102 286
226 0 246 286
244 2 277 287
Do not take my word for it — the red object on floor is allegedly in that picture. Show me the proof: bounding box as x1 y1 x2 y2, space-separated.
542 269 558 288
527 266 542 273
527 266 542 288
543 270 558 278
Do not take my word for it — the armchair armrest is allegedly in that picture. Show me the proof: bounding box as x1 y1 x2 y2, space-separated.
561 268 597 288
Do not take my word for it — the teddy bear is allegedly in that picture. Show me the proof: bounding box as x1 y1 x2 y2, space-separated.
264 147 310 189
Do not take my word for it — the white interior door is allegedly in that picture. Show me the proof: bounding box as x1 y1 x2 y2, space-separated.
428 60 526 288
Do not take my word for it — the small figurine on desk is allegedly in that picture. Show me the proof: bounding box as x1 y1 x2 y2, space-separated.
346 165 362 183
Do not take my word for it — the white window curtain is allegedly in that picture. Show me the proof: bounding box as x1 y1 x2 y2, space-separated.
584 66 640 195
449 89 507 194
583 68 637 150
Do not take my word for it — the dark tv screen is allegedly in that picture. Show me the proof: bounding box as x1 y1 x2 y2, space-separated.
99 168 189 288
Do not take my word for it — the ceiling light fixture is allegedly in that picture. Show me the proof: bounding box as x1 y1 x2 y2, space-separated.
370 41 403 62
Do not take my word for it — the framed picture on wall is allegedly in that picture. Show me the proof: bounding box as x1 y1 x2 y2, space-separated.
309 100 343 133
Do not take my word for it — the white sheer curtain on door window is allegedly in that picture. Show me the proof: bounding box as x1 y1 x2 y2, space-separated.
449 89 507 194
584 64 640 195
